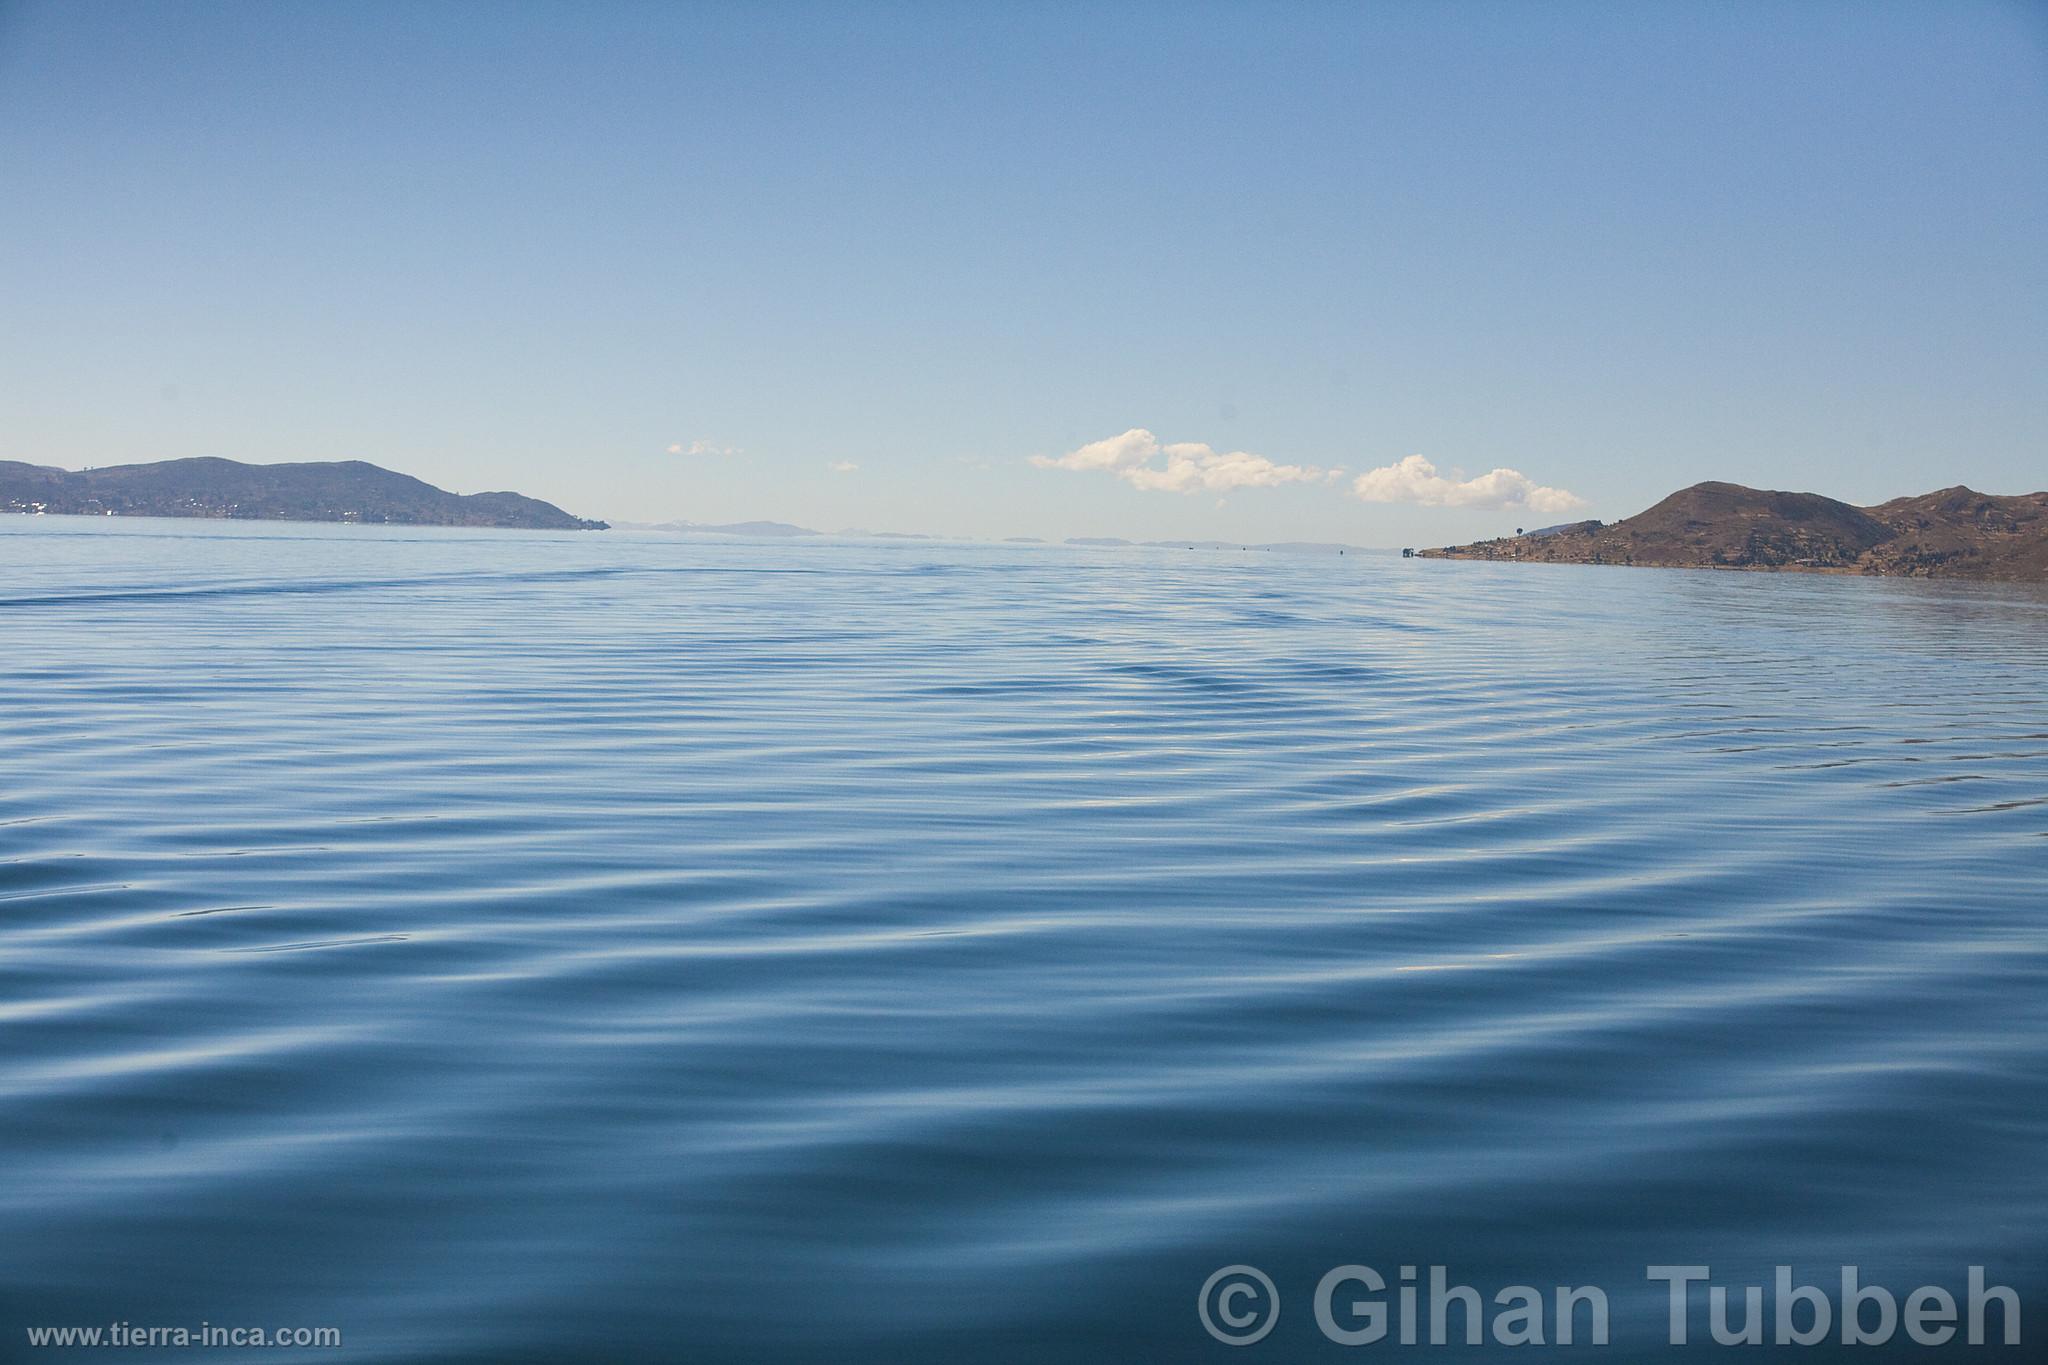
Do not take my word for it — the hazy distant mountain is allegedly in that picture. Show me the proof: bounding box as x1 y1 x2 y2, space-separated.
641 520 947 540
1003 536 1046 543
1141 539 1363 553
1063 537 1363 553
652 519 821 537
1419 481 2048 580
0 457 605 529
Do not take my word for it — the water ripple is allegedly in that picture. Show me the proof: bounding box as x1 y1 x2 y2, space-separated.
1 519 2044 1361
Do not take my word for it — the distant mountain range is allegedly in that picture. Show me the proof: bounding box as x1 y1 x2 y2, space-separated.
631 520 944 539
1417 482 2048 581
0 457 606 530
638 519 821 537
1066 537 1363 553
632 521 1370 551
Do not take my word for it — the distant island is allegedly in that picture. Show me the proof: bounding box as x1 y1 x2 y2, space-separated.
0 457 607 530
1416 482 2048 581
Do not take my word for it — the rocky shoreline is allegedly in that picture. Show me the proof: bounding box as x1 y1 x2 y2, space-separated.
1417 482 2047 582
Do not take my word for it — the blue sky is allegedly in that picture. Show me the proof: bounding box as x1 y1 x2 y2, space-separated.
2 0 2042 542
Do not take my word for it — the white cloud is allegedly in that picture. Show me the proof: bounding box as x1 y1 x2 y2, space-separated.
668 439 742 458
1350 455 1584 514
829 460 859 473
1030 428 1324 494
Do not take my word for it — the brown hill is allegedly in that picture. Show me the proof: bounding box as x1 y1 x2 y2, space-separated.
1860 486 2048 580
1416 481 2048 581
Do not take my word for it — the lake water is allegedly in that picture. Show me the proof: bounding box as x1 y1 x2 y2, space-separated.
2 516 2044 1361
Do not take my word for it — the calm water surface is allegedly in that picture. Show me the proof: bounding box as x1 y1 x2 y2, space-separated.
2 517 2044 1361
